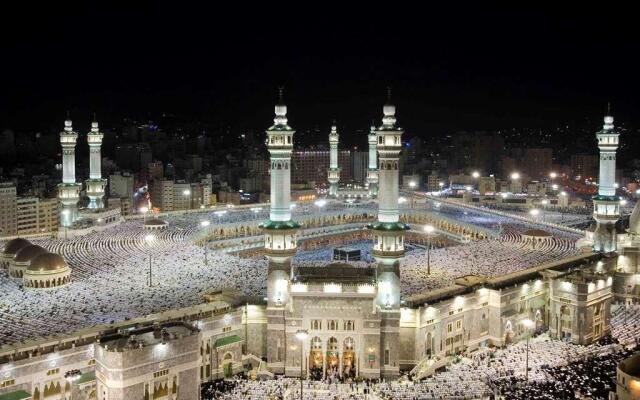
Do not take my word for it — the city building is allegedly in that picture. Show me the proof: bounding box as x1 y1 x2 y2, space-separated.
0 182 17 236
16 197 59 235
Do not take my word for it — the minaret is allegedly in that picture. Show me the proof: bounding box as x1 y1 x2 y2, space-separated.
85 117 107 209
593 108 620 252
261 88 300 374
368 89 408 379
367 121 379 198
57 117 81 227
327 121 341 197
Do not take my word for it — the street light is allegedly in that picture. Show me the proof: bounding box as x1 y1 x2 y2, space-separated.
183 189 191 211
251 207 262 220
145 234 156 287
471 171 480 179
139 206 149 222
314 199 327 208
409 181 417 209
200 220 210 265
424 225 435 275
521 318 535 382
214 210 227 224
61 209 71 239
529 208 540 217
295 329 309 399
549 172 557 179
620 199 628 206
510 172 520 180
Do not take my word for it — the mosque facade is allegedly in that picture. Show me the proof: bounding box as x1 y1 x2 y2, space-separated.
0 97 628 398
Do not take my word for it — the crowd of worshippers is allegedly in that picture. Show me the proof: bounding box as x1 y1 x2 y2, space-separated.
491 337 636 399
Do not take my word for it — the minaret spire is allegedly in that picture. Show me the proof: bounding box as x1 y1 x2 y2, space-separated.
86 115 107 209
368 89 408 379
592 108 621 252
327 120 341 197
367 119 379 198
261 89 300 374
57 115 81 228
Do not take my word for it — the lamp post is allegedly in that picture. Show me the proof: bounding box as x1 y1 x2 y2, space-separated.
200 220 210 265
529 208 540 222
61 209 70 239
139 206 149 222
295 329 309 400
521 318 535 382
409 180 416 209
250 207 262 220
438 181 444 194
424 224 435 275
214 210 227 224
510 172 520 194
145 234 155 287
182 189 191 211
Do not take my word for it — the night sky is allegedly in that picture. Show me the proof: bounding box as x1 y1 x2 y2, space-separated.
2 5 638 136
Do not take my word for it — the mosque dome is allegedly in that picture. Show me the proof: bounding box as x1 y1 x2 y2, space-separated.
27 253 68 272
629 202 640 235
13 245 47 264
2 238 32 256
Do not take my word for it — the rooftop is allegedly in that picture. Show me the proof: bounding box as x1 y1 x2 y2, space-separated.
99 321 198 352
293 263 376 284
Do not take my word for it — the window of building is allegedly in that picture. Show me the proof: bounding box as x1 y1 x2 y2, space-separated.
344 320 355 331
328 320 338 330
223 326 231 333
154 369 169 378
0 379 15 388
447 323 452 333
456 319 462 331
46 368 59 376
311 320 322 330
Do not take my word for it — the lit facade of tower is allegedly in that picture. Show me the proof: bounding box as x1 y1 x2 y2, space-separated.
368 91 408 378
85 120 107 209
57 118 81 227
367 122 379 198
262 90 300 374
593 113 620 252
327 122 340 197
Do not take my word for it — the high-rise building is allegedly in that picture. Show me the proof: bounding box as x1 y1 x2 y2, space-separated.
292 150 352 186
350 151 368 185
593 113 620 252
0 182 17 236
147 161 164 182
149 179 174 212
16 197 59 235
109 172 135 200
570 154 598 180
523 148 553 180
